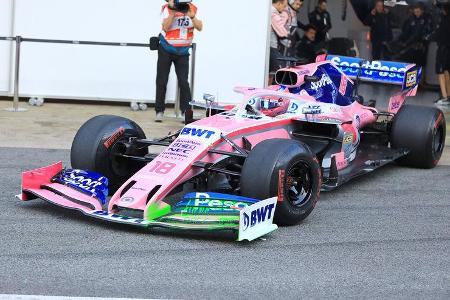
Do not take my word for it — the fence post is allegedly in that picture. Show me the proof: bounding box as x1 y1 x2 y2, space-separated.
5 35 26 112
174 83 180 118
190 43 197 108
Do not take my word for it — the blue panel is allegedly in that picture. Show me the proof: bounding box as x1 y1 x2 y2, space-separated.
327 55 410 85
52 169 109 204
300 63 355 106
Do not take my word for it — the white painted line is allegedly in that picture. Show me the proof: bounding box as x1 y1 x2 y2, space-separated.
0 295 159 300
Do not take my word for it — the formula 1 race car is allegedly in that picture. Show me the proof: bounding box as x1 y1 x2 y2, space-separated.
18 55 446 241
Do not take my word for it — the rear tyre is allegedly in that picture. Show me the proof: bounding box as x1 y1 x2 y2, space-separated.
240 139 321 226
71 115 148 194
391 105 445 168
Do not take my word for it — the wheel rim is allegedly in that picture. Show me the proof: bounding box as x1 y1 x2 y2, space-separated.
286 161 313 207
433 124 444 156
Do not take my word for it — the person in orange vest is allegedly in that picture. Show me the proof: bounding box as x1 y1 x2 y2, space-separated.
155 0 203 123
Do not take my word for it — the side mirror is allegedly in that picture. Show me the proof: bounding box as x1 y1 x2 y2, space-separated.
304 75 319 83
203 93 216 103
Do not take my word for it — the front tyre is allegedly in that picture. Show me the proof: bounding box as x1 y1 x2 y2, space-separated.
240 139 321 226
391 105 445 168
71 115 148 193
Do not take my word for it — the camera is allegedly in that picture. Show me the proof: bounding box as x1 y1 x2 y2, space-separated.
167 0 192 13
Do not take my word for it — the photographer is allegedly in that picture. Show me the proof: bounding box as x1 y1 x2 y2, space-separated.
155 0 203 123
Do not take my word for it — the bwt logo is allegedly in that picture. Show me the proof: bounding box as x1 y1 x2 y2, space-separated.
180 127 216 139
243 203 275 231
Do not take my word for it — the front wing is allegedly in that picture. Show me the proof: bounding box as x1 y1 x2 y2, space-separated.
18 162 277 242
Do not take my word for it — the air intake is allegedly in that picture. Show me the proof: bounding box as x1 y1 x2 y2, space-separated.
275 70 298 86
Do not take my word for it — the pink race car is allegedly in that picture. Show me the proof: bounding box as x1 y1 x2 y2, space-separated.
18 55 445 241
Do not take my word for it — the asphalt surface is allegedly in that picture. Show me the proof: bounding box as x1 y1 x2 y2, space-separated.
0 147 449 299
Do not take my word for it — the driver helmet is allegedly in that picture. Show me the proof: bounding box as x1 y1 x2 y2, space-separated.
260 96 290 117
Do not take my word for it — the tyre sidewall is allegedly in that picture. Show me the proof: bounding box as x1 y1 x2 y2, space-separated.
241 139 321 226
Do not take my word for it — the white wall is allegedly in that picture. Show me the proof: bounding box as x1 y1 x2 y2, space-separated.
0 0 13 94
1 0 270 103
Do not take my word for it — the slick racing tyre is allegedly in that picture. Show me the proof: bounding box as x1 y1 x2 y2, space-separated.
391 105 446 169
240 139 321 226
71 115 148 194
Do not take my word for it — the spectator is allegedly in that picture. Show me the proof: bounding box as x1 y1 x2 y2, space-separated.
434 5 450 105
283 0 304 56
285 0 303 30
308 0 332 44
155 0 203 123
398 2 432 67
364 0 394 60
296 24 319 64
270 0 289 73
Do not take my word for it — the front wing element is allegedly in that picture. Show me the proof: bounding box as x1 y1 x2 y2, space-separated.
18 163 278 242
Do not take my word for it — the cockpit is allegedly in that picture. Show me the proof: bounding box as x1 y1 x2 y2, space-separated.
246 95 292 117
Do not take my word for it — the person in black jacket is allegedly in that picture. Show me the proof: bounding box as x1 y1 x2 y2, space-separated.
434 5 450 105
364 0 394 60
398 3 433 67
308 0 331 44
296 24 319 64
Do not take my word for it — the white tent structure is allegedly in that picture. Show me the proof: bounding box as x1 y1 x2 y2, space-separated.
0 0 271 104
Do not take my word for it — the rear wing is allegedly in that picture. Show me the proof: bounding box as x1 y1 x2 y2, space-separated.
325 55 421 92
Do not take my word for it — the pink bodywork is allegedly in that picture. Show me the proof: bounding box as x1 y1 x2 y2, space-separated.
108 82 378 218
21 59 400 221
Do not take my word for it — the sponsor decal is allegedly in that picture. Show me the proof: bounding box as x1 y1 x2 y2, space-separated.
278 170 285 202
296 69 310 75
54 169 109 204
121 197 134 204
390 100 401 111
92 211 149 225
406 70 417 88
310 74 333 91
329 55 407 84
343 134 353 144
434 113 443 129
191 192 249 210
302 105 322 114
354 115 361 129
287 102 299 113
312 116 342 123
104 127 125 149
242 202 275 231
339 76 348 96
329 105 342 113
247 98 257 106
168 143 196 153
160 139 201 160
180 127 216 139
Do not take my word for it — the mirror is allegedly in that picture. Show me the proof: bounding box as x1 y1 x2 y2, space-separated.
304 75 319 83
203 93 216 103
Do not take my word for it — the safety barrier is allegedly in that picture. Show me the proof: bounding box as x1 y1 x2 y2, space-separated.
0 35 196 116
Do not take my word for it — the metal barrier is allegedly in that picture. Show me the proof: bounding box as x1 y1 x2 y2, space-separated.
0 35 197 116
